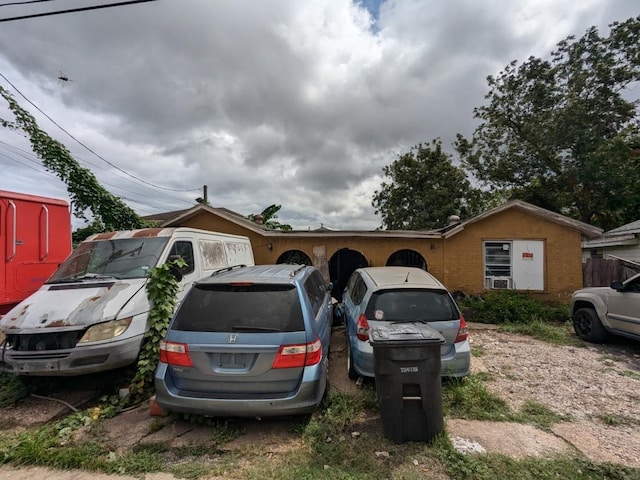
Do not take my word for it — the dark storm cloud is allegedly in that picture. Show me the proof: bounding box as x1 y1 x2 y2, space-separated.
0 0 638 229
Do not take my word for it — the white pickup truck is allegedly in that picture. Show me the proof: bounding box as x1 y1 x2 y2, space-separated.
571 272 640 343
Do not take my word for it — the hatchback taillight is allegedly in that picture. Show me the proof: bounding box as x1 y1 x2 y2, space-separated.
159 340 194 367
356 314 370 341
272 338 322 369
454 314 469 343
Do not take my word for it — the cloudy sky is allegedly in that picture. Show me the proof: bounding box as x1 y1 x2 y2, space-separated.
0 0 638 231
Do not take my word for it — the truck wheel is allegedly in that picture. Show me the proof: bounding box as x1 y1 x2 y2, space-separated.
573 307 610 343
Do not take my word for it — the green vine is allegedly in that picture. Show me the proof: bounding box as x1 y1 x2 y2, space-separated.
126 258 186 405
0 87 149 231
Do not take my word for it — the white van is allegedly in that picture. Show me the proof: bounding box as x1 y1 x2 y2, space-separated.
0 227 254 376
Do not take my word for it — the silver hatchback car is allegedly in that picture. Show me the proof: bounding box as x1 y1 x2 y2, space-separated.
154 264 333 417
340 266 470 379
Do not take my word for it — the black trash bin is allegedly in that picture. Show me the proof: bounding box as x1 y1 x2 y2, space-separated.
369 322 445 443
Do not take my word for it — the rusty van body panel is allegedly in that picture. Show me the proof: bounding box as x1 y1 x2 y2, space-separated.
0 227 254 376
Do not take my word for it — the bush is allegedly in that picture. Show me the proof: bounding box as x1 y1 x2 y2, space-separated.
459 290 568 325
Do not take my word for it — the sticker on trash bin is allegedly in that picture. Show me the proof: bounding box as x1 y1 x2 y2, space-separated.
400 366 419 373
374 309 384 320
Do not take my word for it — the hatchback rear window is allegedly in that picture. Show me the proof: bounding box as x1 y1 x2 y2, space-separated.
172 284 304 332
365 289 458 322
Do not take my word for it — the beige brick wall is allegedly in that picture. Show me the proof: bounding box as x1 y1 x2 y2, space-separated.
443 209 583 301
172 209 583 302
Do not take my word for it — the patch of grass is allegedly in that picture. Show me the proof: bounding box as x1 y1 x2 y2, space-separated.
596 413 640 427
598 413 623 426
432 434 637 480
514 401 572 429
471 346 485 357
0 426 107 470
443 377 570 429
617 369 640 381
460 290 569 325
443 375 511 421
179 414 244 444
498 320 581 346
0 373 30 407
104 446 165 476
169 461 217 480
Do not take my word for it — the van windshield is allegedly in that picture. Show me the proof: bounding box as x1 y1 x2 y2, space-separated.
48 237 170 282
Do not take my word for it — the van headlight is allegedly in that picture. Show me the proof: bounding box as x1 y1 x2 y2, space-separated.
78 317 132 343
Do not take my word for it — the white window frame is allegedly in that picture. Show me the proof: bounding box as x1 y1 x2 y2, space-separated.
483 240 545 291
484 241 512 289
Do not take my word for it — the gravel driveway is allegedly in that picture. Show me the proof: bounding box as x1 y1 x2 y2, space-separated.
467 326 640 467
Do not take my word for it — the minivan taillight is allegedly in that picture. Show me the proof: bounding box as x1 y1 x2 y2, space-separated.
356 314 370 341
454 315 469 343
272 338 322 369
159 340 194 367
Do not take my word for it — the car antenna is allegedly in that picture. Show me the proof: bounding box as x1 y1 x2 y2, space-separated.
405 271 410 283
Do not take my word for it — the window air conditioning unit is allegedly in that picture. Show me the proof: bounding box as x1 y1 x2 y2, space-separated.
491 277 512 289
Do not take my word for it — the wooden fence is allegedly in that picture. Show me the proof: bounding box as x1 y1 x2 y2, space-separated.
582 257 640 287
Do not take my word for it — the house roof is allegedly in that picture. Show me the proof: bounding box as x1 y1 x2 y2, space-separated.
442 200 603 239
143 208 191 223
581 218 640 249
146 199 602 240
604 219 640 236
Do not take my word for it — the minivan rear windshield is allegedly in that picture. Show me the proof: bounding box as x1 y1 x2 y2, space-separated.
366 289 458 322
172 284 304 332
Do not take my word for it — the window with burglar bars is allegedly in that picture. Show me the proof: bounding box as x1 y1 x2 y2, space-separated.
484 241 512 289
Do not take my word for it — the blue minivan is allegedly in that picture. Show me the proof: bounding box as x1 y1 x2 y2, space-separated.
154 264 333 417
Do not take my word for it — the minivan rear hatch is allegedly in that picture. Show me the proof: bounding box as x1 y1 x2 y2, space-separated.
163 283 308 398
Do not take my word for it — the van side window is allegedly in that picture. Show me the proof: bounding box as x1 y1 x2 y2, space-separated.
169 241 195 275
305 272 324 316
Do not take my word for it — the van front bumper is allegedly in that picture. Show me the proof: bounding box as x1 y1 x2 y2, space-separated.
0 335 143 376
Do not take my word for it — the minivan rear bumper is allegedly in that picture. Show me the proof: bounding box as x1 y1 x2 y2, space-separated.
154 361 327 417
0 335 143 376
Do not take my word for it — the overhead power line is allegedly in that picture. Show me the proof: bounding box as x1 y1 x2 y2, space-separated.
0 140 197 208
0 0 59 7
0 72 200 193
0 0 159 22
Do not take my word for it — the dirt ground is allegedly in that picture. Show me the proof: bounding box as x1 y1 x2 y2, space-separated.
1 323 640 472
465 325 640 467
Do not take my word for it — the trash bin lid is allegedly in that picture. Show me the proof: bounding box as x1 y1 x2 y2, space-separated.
369 322 445 347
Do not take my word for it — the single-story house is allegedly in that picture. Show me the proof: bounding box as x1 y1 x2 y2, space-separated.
146 200 602 302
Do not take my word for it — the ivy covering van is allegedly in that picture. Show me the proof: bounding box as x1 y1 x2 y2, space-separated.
0 227 254 376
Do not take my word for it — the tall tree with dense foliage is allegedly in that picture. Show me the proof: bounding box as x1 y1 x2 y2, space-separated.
372 139 486 230
457 16 640 230
1 87 149 234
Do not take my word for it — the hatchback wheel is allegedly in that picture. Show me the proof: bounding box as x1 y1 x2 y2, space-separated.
347 339 359 380
573 307 609 343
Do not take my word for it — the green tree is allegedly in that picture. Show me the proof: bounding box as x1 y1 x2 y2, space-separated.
248 204 292 231
1 87 149 235
457 16 640 230
372 139 486 230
